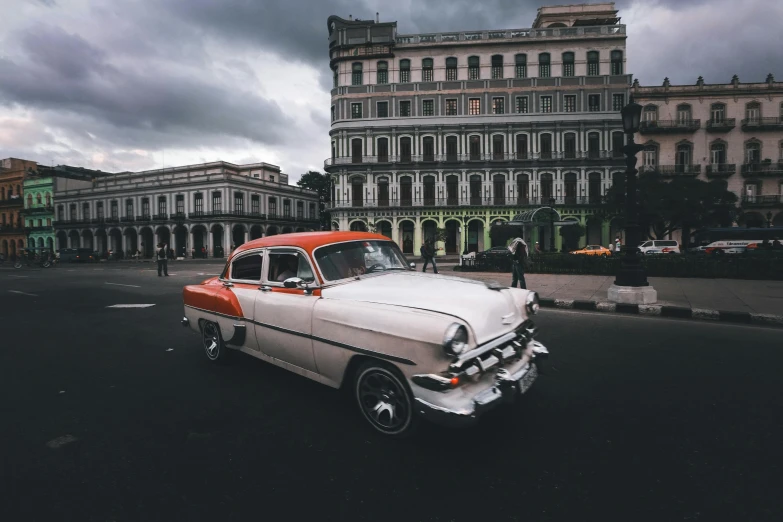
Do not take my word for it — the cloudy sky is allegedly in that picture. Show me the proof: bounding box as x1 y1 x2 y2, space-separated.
1 0 781 183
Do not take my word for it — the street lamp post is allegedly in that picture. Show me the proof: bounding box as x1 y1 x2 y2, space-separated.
608 96 657 304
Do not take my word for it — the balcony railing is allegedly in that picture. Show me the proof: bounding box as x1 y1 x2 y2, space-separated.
26 226 52 232
706 118 736 132
0 226 25 234
327 196 609 209
705 164 736 177
741 162 783 177
325 150 621 168
641 164 701 176
741 117 783 131
152 213 169 221
639 119 701 134
0 198 24 208
23 205 54 214
741 195 783 207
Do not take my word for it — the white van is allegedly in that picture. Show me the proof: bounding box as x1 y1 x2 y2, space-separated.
638 240 681 254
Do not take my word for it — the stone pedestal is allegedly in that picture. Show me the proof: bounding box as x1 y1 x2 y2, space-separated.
608 284 658 305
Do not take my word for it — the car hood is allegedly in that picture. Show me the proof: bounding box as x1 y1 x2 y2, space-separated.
321 271 524 345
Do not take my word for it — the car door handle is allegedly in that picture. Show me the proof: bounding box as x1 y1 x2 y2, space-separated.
222 282 234 288
259 285 272 292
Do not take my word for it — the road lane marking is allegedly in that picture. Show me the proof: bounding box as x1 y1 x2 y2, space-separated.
9 290 39 296
8 275 29 278
104 282 141 288
106 304 155 308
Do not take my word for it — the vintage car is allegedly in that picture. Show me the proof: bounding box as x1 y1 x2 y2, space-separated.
181 231 548 436
570 245 613 257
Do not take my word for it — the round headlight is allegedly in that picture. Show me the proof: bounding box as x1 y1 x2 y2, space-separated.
443 323 468 356
525 291 540 315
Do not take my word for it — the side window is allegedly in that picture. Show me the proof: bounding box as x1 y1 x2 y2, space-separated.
267 251 316 284
231 253 263 281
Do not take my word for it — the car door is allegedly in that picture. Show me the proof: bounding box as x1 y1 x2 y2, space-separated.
215 249 264 350
253 247 320 372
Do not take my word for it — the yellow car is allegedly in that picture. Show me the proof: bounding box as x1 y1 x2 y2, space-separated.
570 245 613 257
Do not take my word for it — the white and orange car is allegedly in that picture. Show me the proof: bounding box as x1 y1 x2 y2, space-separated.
181 231 548 436
570 245 613 257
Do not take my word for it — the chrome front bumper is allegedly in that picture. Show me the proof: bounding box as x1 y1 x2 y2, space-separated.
414 341 548 428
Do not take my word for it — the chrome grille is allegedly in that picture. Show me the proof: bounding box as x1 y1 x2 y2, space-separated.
454 321 535 377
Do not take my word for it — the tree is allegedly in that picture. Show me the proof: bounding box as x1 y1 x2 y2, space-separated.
559 223 586 252
604 174 739 244
296 171 332 230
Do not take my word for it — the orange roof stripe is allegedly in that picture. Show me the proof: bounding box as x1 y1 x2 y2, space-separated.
230 231 392 258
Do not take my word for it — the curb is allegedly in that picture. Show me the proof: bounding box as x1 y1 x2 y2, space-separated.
538 298 783 327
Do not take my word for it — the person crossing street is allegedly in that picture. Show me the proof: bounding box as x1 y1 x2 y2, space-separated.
156 242 169 276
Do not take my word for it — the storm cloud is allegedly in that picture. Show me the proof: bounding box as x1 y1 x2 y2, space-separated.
1 0 781 178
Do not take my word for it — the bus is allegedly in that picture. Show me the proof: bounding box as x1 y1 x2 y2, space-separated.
692 227 783 246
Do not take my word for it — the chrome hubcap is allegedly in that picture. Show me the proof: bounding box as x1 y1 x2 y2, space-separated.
203 323 219 358
359 371 409 431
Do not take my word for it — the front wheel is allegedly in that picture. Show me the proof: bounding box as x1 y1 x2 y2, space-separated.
42 261 51 268
354 361 416 437
201 321 229 363
13 261 22 269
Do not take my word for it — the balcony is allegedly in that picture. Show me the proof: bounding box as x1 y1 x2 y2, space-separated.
638 119 701 134
705 164 736 178
741 117 783 131
0 197 24 208
0 226 25 234
324 151 622 168
706 118 736 133
152 213 169 221
741 195 783 208
26 226 52 232
741 162 783 177
135 215 152 222
327 196 609 210
641 164 701 177
24 205 54 215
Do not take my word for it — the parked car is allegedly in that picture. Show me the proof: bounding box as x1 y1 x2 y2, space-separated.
638 240 681 254
58 248 95 262
570 245 613 257
57 248 78 263
181 231 549 437
480 246 513 257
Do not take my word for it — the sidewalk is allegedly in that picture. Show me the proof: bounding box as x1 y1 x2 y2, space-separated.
450 272 783 318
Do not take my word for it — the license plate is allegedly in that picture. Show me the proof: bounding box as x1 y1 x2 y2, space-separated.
518 364 538 394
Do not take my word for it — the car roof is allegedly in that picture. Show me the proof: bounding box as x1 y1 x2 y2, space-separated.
231 231 392 258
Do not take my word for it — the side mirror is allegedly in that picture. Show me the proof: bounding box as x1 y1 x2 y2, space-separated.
283 277 303 288
409 262 416 269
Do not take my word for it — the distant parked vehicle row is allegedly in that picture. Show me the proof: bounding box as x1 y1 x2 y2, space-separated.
58 248 96 263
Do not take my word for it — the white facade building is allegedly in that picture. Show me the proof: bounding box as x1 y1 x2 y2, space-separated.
53 161 319 257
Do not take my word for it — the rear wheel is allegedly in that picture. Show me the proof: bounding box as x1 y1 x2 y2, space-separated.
202 321 229 363
354 361 416 437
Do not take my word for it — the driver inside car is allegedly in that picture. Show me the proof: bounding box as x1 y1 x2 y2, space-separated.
275 255 299 282
344 249 367 278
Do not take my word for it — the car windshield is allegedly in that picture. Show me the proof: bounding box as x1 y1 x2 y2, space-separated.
314 240 409 281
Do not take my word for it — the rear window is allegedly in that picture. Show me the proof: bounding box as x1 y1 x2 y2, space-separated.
657 241 677 246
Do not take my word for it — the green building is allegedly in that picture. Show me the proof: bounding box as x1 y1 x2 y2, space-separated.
22 166 56 251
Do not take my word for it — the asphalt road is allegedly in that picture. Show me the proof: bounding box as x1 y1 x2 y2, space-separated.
1 261 782 522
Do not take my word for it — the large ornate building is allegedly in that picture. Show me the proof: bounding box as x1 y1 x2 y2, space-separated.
325 3 631 255
1 158 37 258
631 75 783 235
53 161 320 258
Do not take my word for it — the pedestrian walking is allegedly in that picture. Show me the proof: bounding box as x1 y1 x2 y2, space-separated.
508 237 529 289
421 239 439 274
615 236 622 253
156 242 169 276
534 242 542 255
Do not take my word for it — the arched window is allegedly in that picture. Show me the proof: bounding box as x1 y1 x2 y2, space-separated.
611 131 624 158
745 140 761 164
446 57 457 81
400 176 413 206
642 143 658 171
516 134 529 159
45 193 51 206
351 177 364 207
710 103 726 123
376 61 388 84
564 173 577 204
540 173 554 203
710 142 727 175
538 53 550 78
27 194 33 207
676 143 692 171
377 137 389 163
493 174 506 205
82 202 90 220
468 56 479 80
677 104 692 124
515 54 527 78
587 132 601 159
587 51 599 76
445 135 458 162
491 55 504 79
351 138 363 164
399 59 410 83
468 135 482 160
588 172 602 204
745 102 761 123
377 177 390 207
643 104 658 122
469 174 482 204
446 174 459 205
36 193 42 205
611 50 623 75
422 136 435 162
423 175 436 205
563 133 577 159
422 58 433 82
399 136 412 163
492 135 505 159
517 174 529 204
562 52 574 77
540 133 552 159
351 62 363 86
